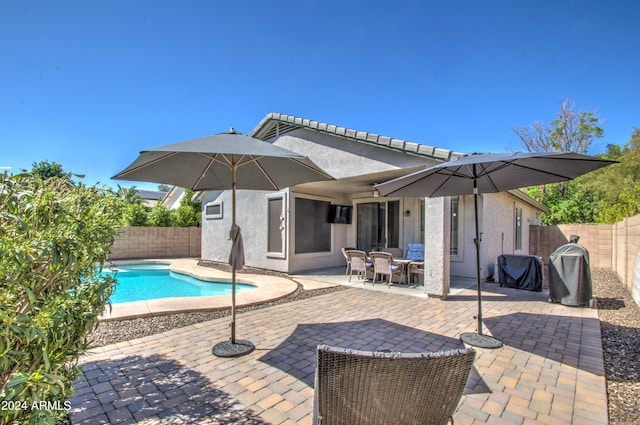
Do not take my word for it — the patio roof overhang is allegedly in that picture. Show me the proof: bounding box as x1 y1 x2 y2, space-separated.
292 166 426 197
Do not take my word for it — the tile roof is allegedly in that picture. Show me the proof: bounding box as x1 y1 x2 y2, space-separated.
135 189 167 200
250 112 464 162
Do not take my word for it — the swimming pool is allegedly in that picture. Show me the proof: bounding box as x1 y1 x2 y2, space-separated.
103 263 255 304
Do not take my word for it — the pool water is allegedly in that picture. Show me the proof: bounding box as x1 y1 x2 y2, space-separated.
103 264 254 304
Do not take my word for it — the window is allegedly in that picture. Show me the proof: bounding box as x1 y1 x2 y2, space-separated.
356 201 399 252
515 206 523 251
204 201 223 219
450 196 460 257
295 197 331 254
267 194 286 257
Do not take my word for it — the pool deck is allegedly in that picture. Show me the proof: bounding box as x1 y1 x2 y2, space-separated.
74 258 609 424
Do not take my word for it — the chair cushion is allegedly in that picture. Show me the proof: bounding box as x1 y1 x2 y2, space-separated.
406 244 425 261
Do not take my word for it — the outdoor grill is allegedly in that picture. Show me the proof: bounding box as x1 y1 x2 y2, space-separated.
497 254 543 291
548 238 593 307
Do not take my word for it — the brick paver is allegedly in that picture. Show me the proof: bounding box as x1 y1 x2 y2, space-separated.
70 281 608 424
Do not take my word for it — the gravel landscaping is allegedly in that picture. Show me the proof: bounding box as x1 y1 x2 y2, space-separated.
88 269 639 424
592 269 640 425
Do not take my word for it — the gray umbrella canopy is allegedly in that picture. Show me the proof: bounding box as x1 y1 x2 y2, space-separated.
112 129 333 191
376 151 617 198
376 151 616 348
113 129 334 357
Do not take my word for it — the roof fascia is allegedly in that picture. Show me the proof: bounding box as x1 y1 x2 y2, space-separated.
250 112 463 162
507 189 550 213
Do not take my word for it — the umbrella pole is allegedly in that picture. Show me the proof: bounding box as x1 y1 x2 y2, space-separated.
231 179 237 344
212 163 255 357
473 184 483 336
460 172 502 348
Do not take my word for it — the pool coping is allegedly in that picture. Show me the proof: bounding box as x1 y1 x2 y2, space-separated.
99 258 301 321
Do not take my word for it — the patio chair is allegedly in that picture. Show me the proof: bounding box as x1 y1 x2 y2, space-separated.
369 251 403 286
346 250 372 282
313 344 476 425
341 247 357 275
382 247 403 258
406 243 425 284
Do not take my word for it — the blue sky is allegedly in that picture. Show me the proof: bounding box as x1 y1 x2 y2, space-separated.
2 1 638 190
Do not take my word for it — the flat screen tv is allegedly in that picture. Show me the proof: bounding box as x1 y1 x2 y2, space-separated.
328 204 352 224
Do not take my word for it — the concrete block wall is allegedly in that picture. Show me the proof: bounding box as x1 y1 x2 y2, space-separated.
531 218 640 304
530 224 612 270
614 215 640 301
108 227 201 259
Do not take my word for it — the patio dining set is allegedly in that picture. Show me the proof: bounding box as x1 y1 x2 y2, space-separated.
342 244 425 286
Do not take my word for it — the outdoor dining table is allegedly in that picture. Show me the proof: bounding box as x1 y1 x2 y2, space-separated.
363 253 412 285
393 258 413 285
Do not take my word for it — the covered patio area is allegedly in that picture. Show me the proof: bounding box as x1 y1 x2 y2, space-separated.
70 271 607 424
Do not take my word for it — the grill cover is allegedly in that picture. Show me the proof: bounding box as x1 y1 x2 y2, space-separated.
549 243 592 306
498 254 543 291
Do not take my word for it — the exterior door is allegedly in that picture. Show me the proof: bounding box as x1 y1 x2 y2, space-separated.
357 201 399 252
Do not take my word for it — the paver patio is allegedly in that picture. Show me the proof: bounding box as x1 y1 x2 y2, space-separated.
70 277 608 424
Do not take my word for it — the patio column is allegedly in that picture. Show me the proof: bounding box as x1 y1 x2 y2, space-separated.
424 197 450 299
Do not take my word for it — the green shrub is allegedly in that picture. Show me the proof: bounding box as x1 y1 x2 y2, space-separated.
0 173 122 424
148 204 172 227
123 203 148 226
170 205 200 227
170 189 201 227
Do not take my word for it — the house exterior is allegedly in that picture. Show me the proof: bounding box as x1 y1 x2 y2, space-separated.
200 113 547 297
135 189 168 208
161 186 186 210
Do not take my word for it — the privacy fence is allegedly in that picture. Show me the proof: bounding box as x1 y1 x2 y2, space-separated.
530 214 640 306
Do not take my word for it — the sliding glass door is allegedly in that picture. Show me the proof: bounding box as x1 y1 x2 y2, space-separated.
356 201 399 252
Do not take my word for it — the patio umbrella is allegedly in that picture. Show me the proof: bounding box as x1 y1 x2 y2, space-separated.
375 151 616 348
113 129 334 357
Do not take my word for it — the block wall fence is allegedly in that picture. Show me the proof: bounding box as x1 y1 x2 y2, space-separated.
530 214 640 306
108 227 201 260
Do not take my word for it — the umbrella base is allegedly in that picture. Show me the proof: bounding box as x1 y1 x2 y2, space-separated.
212 340 255 357
460 332 502 349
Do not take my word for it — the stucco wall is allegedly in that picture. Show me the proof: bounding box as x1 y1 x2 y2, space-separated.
200 189 291 272
108 226 201 260
199 128 443 274
450 192 540 280
274 129 435 181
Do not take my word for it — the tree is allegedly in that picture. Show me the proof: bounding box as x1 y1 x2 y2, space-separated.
525 179 599 224
510 98 604 153
0 174 122 424
525 127 640 225
117 185 144 205
579 128 640 223
170 189 201 227
25 160 73 180
512 98 606 223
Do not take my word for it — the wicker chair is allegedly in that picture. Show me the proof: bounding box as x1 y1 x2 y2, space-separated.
382 247 403 258
313 345 476 425
341 247 357 275
406 243 425 284
345 250 372 282
369 251 403 285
